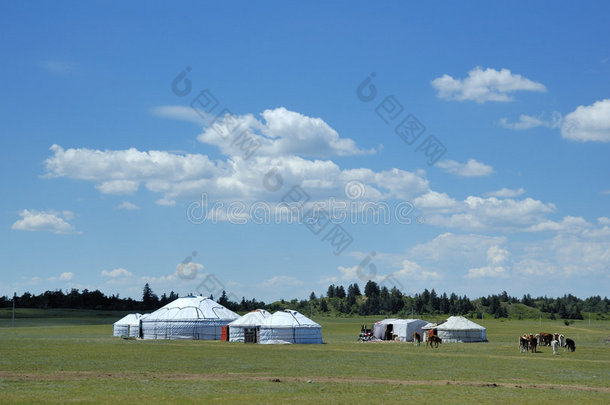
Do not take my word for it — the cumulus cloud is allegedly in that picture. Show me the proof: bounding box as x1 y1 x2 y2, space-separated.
465 245 509 279
499 112 562 130
423 197 555 232
118 201 140 210
43 144 429 208
431 67 546 103
394 259 440 280
59 272 74 281
11 209 77 234
485 187 526 198
197 107 375 158
101 268 133 278
436 158 494 177
561 99 610 142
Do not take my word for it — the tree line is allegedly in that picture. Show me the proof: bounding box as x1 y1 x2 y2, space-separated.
1 281 608 319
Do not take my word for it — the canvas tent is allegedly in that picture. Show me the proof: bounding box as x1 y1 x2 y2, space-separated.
140 296 239 340
372 318 429 342
259 309 323 344
228 309 270 343
422 316 487 342
113 313 143 338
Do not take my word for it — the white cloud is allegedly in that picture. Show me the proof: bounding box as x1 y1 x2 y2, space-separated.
260 275 303 287
197 107 375 158
423 197 555 232
414 191 458 212
118 201 140 210
499 112 561 130
485 187 526 198
465 245 509 279
11 209 77 234
598 217 610 226
602 189 610 195
151 105 208 125
155 198 176 207
40 60 74 74
317 275 339 284
436 158 494 177
59 272 74 281
101 268 133 278
526 216 592 233
561 99 610 142
431 67 546 103
96 180 139 194
394 259 441 280
43 145 429 208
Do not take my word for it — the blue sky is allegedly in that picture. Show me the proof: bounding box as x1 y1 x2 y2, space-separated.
2 1 609 301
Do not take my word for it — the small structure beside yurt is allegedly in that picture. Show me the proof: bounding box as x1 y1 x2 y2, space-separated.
113 313 143 338
372 318 429 342
259 309 323 344
422 316 487 342
140 295 239 340
228 309 270 343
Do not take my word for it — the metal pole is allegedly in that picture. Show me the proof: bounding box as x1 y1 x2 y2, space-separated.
12 293 16 327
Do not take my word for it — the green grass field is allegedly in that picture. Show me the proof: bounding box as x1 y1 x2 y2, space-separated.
1 311 609 404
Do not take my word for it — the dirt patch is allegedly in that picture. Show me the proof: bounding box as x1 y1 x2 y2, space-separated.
1 371 608 393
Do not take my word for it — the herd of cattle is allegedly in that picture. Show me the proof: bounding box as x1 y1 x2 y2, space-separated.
519 332 575 354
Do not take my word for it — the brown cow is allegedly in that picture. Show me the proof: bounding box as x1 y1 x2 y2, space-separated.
539 332 553 346
427 335 442 348
413 332 421 346
528 334 538 353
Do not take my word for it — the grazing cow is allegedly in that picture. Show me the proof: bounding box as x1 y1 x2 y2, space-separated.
565 338 575 352
427 335 442 348
519 335 529 353
539 332 553 346
528 334 537 353
551 339 559 355
413 332 421 347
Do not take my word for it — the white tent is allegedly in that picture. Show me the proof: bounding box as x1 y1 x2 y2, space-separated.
113 313 143 338
372 318 429 341
422 316 487 342
228 309 270 343
259 309 323 344
140 296 239 340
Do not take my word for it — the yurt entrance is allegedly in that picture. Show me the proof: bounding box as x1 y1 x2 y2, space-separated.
244 327 259 343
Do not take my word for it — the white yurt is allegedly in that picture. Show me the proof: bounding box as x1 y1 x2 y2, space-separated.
140 295 239 340
113 313 143 338
259 309 323 344
372 318 429 341
423 316 487 342
228 309 270 343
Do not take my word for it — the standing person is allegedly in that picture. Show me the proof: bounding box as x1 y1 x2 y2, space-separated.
551 339 559 355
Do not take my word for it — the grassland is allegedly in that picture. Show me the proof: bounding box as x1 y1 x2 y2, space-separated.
0 311 609 404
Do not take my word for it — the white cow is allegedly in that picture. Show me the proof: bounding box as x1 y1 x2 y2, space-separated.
558 334 565 347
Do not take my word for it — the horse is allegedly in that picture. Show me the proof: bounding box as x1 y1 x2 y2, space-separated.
413 332 421 346
427 335 442 348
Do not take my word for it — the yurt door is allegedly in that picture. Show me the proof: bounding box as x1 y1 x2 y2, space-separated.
244 327 258 343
